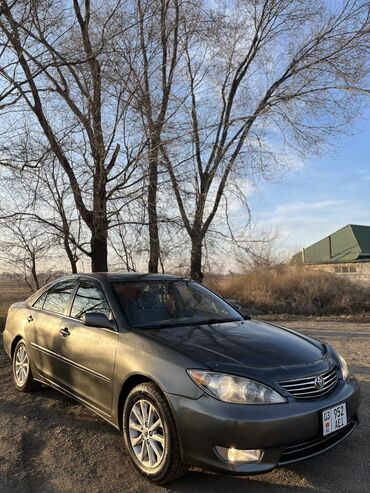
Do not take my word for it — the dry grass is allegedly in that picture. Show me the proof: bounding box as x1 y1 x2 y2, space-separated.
0 282 31 322
206 266 370 316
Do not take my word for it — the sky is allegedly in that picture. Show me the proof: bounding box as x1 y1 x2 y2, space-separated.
247 109 370 258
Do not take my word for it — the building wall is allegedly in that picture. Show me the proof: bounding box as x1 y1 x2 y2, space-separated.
302 262 370 284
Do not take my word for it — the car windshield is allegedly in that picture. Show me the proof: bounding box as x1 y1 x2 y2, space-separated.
112 280 243 329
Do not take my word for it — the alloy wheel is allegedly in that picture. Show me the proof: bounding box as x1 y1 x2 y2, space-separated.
128 399 166 469
15 345 30 387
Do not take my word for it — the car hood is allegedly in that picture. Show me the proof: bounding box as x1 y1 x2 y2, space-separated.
142 319 327 375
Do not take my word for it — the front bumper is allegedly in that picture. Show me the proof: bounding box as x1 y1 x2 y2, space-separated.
166 376 360 474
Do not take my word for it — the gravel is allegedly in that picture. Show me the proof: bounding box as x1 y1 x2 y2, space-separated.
0 320 369 493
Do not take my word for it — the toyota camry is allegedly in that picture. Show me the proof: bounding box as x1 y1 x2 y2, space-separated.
2 273 360 483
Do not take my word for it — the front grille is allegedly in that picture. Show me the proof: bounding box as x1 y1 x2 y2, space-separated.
279 418 358 465
278 367 338 399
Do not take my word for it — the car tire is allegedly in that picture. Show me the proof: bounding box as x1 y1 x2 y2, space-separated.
12 340 40 392
123 382 188 484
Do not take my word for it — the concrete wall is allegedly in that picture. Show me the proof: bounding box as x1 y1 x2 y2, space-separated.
302 262 370 284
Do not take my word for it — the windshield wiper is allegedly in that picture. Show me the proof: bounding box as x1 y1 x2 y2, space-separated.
132 320 193 330
132 317 242 330
196 317 242 325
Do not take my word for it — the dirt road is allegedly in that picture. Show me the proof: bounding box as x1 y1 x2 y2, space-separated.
0 320 369 493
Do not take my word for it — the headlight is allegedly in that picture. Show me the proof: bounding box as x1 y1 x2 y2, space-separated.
338 353 349 380
187 370 286 404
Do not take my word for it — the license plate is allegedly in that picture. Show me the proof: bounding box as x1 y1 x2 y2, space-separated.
322 403 347 436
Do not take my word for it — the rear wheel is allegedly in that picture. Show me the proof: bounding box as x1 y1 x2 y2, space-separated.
123 382 187 484
12 340 40 392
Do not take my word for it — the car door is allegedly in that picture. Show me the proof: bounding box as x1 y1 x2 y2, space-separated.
26 279 78 381
56 279 118 415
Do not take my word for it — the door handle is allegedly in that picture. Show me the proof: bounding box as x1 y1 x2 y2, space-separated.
60 327 70 337
27 315 33 323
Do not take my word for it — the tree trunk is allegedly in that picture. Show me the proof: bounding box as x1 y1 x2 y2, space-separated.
91 166 109 272
30 253 40 290
90 235 108 272
148 144 160 273
63 237 78 273
190 234 204 282
67 251 78 273
70 259 78 274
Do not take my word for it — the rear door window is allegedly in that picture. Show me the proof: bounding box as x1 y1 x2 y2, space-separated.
33 291 48 310
42 280 76 315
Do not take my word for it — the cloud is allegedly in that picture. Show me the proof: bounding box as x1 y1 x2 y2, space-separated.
268 200 346 215
356 168 370 181
257 199 370 254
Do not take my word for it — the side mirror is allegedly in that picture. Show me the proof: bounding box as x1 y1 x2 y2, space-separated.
82 312 115 330
229 302 251 320
226 298 251 320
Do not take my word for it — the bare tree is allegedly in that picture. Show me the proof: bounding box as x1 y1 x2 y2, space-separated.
118 0 184 272
0 0 369 281
0 218 55 291
160 0 370 281
35 162 87 273
0 156 92 273
0 0 145 272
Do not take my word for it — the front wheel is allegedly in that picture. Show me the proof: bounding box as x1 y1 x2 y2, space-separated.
12 340 40 392
123 382 187 484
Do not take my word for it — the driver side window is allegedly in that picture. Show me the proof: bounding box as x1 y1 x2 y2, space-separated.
70 281 111 320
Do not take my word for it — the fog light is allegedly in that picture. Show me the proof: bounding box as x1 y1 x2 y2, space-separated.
215 446 262 463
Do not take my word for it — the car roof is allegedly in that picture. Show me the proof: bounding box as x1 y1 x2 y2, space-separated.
61 272 188 282
25 272 191 307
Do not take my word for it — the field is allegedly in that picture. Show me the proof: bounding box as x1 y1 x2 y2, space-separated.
0 282 30 320
206 267 370 316
0 320 369 493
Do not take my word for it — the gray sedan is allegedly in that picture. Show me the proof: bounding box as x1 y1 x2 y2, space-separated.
2 273 360 484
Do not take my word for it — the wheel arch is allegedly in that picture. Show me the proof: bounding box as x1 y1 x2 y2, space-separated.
117 373 176 431
10 335 23 359
118 374 156 430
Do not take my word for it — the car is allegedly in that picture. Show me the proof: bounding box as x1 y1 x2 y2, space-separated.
2 273 360 484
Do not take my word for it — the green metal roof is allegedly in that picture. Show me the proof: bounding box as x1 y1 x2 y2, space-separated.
292 224 370 264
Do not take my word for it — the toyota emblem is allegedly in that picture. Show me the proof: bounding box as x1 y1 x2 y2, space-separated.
314 376 324 389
